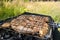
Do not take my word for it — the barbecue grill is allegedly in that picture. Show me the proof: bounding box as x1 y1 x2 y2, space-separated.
0 12 60 40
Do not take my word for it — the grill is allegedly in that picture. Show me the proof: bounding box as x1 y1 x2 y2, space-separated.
0 12 60 40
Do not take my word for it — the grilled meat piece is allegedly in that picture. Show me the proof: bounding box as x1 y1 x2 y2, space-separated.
11 15 50 38
1 22 10 28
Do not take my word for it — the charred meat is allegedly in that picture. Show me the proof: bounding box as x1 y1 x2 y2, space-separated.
11 15 50 38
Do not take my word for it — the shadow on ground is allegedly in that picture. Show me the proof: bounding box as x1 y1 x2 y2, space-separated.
53 28 60 40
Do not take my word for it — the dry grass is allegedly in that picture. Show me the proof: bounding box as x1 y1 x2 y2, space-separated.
0 0 60 22
23 2 60 22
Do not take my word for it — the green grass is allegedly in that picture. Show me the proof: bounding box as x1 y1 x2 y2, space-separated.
0 1 60 23
0 1 26 20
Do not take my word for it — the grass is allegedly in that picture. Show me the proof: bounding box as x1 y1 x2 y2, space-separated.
0 0 60 23
24 2 60 23
0 1 27 20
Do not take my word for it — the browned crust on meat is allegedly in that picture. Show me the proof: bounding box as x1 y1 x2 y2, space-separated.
11 15 50 38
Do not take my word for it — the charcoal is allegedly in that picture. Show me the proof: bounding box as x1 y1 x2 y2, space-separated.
0 28 22 40
0 28 47 40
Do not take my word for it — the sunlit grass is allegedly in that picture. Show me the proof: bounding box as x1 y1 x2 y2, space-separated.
0 0 60 23
0 0 26 20
24 2 60 22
